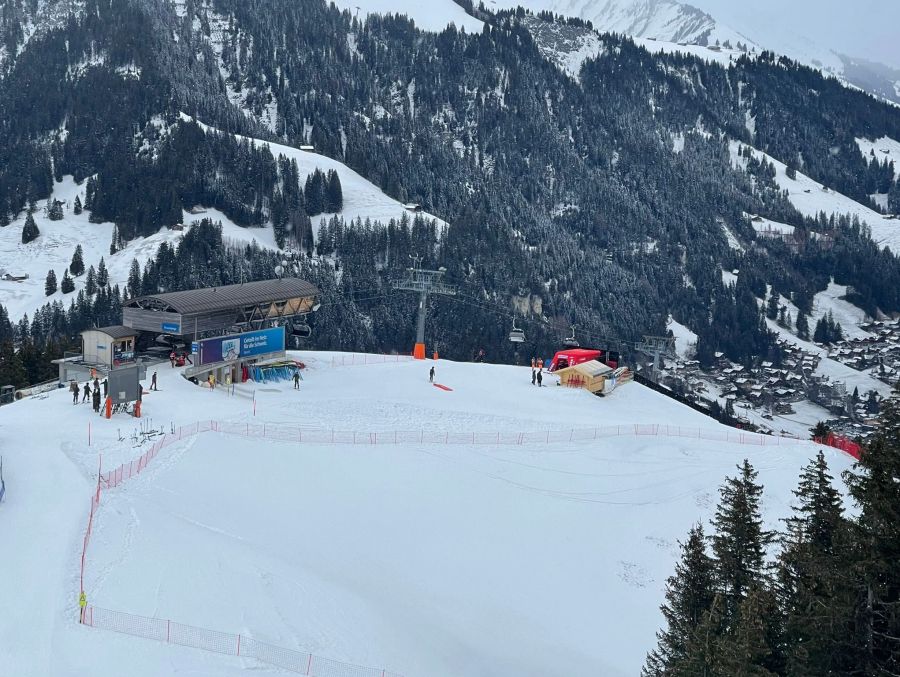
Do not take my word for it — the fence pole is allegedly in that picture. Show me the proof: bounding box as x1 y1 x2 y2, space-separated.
236 634 241 656
167 619 170 642
306 653 313 675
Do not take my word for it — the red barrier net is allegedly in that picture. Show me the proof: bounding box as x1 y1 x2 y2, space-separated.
814 433 862 460
83 605 403 677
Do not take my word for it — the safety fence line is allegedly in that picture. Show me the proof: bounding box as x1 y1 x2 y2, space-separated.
203 420 806 449
81 420 405 676
329 354 414 368
82 605 403 677
96 421 810 495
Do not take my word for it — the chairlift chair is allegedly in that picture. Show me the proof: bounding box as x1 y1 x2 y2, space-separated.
509 318 525 343
563 325 579 347
290 321 312 339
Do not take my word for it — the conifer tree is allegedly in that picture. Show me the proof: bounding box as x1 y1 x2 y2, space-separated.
60 269 75 294
326 169 343 212
73 195 82 215
97 257 109 288
44 269 57 296
712 460 773 622
69 244 85 276
21 210 39 243
766 291 779 320
778 451 853 675
127 258 142 297
643 525 715 676
47 199 63 221
714 586 782 676
844 385 900 674
85 265 97 296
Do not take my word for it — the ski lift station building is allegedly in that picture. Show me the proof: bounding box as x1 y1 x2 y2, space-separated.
121 278 320 339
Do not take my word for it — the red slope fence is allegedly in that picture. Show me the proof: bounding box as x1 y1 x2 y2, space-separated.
82 605 403 677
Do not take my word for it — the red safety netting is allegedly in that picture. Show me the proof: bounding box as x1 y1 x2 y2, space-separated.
814 433 863 460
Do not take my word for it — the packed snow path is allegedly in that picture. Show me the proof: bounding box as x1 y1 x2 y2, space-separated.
0 352 854 676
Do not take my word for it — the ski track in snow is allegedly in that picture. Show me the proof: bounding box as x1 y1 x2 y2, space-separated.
0 351 857 677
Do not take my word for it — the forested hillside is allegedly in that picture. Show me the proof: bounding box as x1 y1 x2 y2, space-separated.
2 0 900 382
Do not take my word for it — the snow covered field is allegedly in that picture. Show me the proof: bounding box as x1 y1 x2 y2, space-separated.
0 176 279 323
181 114 447 236
729 140 900 251
0 352 855 676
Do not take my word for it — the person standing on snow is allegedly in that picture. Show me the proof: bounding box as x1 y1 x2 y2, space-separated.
70 381 79 404
150 371 158 391
429 366 435 383
92 388 101 413
293 371 300 389
537 370 543 387
169 351 176 368
531 369 536 386
82 382 91 403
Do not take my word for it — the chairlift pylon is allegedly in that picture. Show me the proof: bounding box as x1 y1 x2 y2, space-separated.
509 317 525 343
563 324 579 347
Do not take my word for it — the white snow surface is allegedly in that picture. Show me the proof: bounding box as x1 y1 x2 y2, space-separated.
667 316 697 357
856 136 900 180
0 176 278 323
181 114 446 234
729 140 900 252
329 0 483 33
810 281 872 341
0 352 857 676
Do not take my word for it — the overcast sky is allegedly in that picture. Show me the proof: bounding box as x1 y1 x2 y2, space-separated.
690 0 900 68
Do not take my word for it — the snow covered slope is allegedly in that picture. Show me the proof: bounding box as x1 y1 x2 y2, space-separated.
491 0 898 103
329 0 483 33
0 176 277 323
856 135 900 180
728 140 900 251
0 352 855 676
181 114 446 235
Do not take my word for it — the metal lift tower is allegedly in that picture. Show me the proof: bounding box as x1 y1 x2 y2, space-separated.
392 257 457 359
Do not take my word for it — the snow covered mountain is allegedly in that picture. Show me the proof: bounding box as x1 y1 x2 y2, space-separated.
487 0 897 103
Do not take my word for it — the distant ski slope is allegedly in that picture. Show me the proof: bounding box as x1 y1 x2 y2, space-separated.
329 0 483 32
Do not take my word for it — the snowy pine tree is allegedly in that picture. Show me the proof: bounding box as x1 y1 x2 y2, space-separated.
69 244 85 276
60 269 74 294
44 269 57 296
712 460 773 622
643 524 715 676
21 210 39 243
97 257 109 288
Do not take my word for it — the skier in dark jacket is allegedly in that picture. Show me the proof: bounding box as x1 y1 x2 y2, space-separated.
531 369 536 385
71 381 79 404
536 370 543 387
429 366 435 383
92 388 101 413
293 371 300 389
102 379 108 398
82 382 91 402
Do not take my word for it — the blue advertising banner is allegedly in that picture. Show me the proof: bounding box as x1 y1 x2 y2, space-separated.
162 322 181 333
198 327 286 366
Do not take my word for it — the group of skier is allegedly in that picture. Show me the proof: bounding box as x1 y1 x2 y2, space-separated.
70 377 107 412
